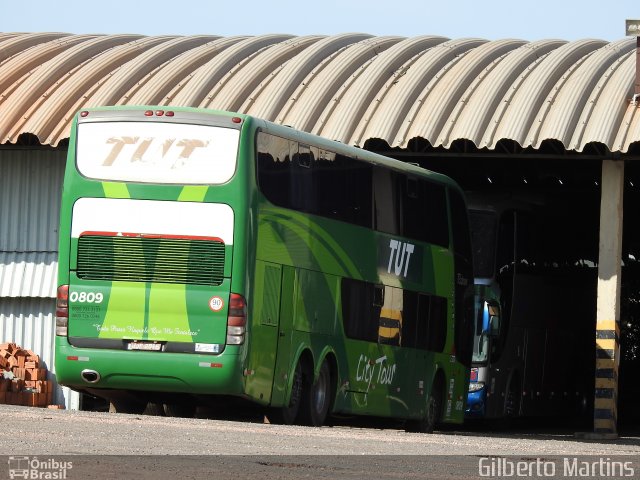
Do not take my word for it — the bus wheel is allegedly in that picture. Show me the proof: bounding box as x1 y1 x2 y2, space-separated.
300 360 332 427
163 402 196 418
144 402 165 416
406 381 442 433
108 399 146 414
269 360 308 425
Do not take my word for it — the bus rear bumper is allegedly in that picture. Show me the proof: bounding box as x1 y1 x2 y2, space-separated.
54 338 244 396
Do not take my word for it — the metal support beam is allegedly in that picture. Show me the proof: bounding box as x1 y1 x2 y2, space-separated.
636 36 640 96
593 159 624 437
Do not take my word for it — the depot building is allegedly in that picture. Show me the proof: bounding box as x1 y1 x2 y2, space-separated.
0 32 638 428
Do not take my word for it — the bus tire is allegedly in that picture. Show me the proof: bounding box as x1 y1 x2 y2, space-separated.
299 360 332 427
269 360 307 425
163 402 196 418
406 380 443 433
144 402 165 416
108 399 146 414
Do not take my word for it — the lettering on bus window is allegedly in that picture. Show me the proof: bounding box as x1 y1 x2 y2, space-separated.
101 137 210 168
77 122 239 184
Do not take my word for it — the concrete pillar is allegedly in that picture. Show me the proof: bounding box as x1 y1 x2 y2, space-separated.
594 159 624 436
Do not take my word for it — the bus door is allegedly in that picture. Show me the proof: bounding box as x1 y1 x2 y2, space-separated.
245 261 283 403
269 264 296 407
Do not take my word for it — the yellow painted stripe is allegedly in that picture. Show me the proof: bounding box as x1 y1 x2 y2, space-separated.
595 398 617 409
596 378 617 388
596 319 619 332
380 308 402 321
101 281 146 338
178 186 208 202
149 283 192 342
596 358 619 370
594 419 616 429
102 182 130 198
596 339 616 350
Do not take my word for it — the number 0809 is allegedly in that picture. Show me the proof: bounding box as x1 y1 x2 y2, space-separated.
69 291 104 303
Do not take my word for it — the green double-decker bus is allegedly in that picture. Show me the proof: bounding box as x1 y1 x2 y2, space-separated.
55 106 474 430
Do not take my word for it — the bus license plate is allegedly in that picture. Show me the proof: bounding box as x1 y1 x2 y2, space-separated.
127 342 162 351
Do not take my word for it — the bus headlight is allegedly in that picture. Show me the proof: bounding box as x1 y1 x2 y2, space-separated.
468 382 485 393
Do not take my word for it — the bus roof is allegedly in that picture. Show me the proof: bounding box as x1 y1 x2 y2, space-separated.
76 105 463 193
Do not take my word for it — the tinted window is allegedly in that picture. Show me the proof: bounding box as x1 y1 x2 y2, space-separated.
414 180 449 247
341 277 447 352
257 132 372 228
427 295 448 352
450 189 472 263
314 151 373 227
257 131 450 247
341 278 380 343
256 133 294 208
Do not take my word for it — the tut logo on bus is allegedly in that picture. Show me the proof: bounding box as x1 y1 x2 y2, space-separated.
378 237 422 283
101 137 209 168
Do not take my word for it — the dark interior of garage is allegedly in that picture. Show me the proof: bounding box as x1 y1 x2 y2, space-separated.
368 137 640 431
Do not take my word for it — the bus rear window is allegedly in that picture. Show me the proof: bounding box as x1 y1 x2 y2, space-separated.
76 121 240 184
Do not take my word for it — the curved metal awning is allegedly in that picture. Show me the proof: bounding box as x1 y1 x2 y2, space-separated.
0 32 638 153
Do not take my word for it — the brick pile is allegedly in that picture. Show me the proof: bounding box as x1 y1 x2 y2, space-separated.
0 342 59 408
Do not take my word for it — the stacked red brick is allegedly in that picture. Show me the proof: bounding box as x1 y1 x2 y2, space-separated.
0 343 56 407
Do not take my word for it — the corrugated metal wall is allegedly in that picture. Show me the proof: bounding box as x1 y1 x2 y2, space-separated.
0 149 64 253
0 148 80 409
0 298 68 405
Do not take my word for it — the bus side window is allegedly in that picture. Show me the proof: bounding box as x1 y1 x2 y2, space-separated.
401 290 419 348
290 144 315 213
449 188 473 367
377 286 398 346
426 295 447 352
315 152 372 228
257 132 373 229
373 167 399 235
256 132 293 208
340 278 378 343
413 294 446 352
418 180 449 248
416 294 430 350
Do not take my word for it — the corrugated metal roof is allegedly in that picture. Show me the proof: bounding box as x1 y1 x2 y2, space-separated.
0 32 638 153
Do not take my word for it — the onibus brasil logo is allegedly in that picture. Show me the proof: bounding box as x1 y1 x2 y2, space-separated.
8 456 73 479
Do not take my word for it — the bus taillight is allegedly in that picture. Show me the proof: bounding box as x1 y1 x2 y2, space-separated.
226 293 247 345
56 285 69 336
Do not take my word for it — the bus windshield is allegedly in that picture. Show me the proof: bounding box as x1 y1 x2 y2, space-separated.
76 121 240 184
